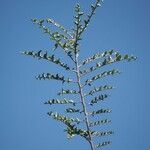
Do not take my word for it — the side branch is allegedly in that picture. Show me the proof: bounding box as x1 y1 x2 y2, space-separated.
79 0 103 36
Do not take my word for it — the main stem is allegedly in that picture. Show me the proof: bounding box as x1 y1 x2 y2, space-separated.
74 53 95 150
73 9 95 149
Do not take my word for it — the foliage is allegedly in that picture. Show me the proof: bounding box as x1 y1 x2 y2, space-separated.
22 0 136 150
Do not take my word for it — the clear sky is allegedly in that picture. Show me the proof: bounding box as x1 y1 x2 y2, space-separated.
0 0 150 150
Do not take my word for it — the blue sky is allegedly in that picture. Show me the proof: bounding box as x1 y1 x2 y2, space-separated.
0 0 150 150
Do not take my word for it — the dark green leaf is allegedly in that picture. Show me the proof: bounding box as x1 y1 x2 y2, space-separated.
89 94 109 105
65 125 89 139
80 0 103 35
89 109 112 116
92 130 114 137
80 51 136 76
66 108 81 113
44 98 75 106
85 85 114 96
46 18 73 38
58 88 79 95
36 73 73 83
84 69 120 86
47 111 80 124
81 50 114 66
22 50 71 70
89 119 111 127
95 141 111 149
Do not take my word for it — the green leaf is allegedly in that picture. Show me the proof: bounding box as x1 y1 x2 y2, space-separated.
47 111 80 124
32 18 70 40
84 69 121 86
65 125 89 139
36 73 73 83
80 51 137 76
81 50 114 66
79 0 103 35
44 98 75 106
89 109 112 116
85 85 114 96
73 3 84 40
46 18 73 38
58 88 79 95
65 108 81 113
31 19 75 52
66 127 113 140
92 130 114 137
22 50 71 70
89 119 111 127
89 94 109 105
78 12 84 16
95 141 112 149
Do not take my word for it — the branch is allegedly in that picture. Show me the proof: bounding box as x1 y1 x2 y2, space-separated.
83 69 120 87
22 50 71 70
79 0 103 36
95 141 111 149
89 109 112 116
89 119 111 127
47 111 81 124
36 72 75 84
58 88 79 95
44 98 76 106
81 52 137 76
80 50 114 66
92 130 114 137
65 107 82 113
65 125 89 140
85 85 114 96
89 94 109 106
46 18 74 38
31 19 75 61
